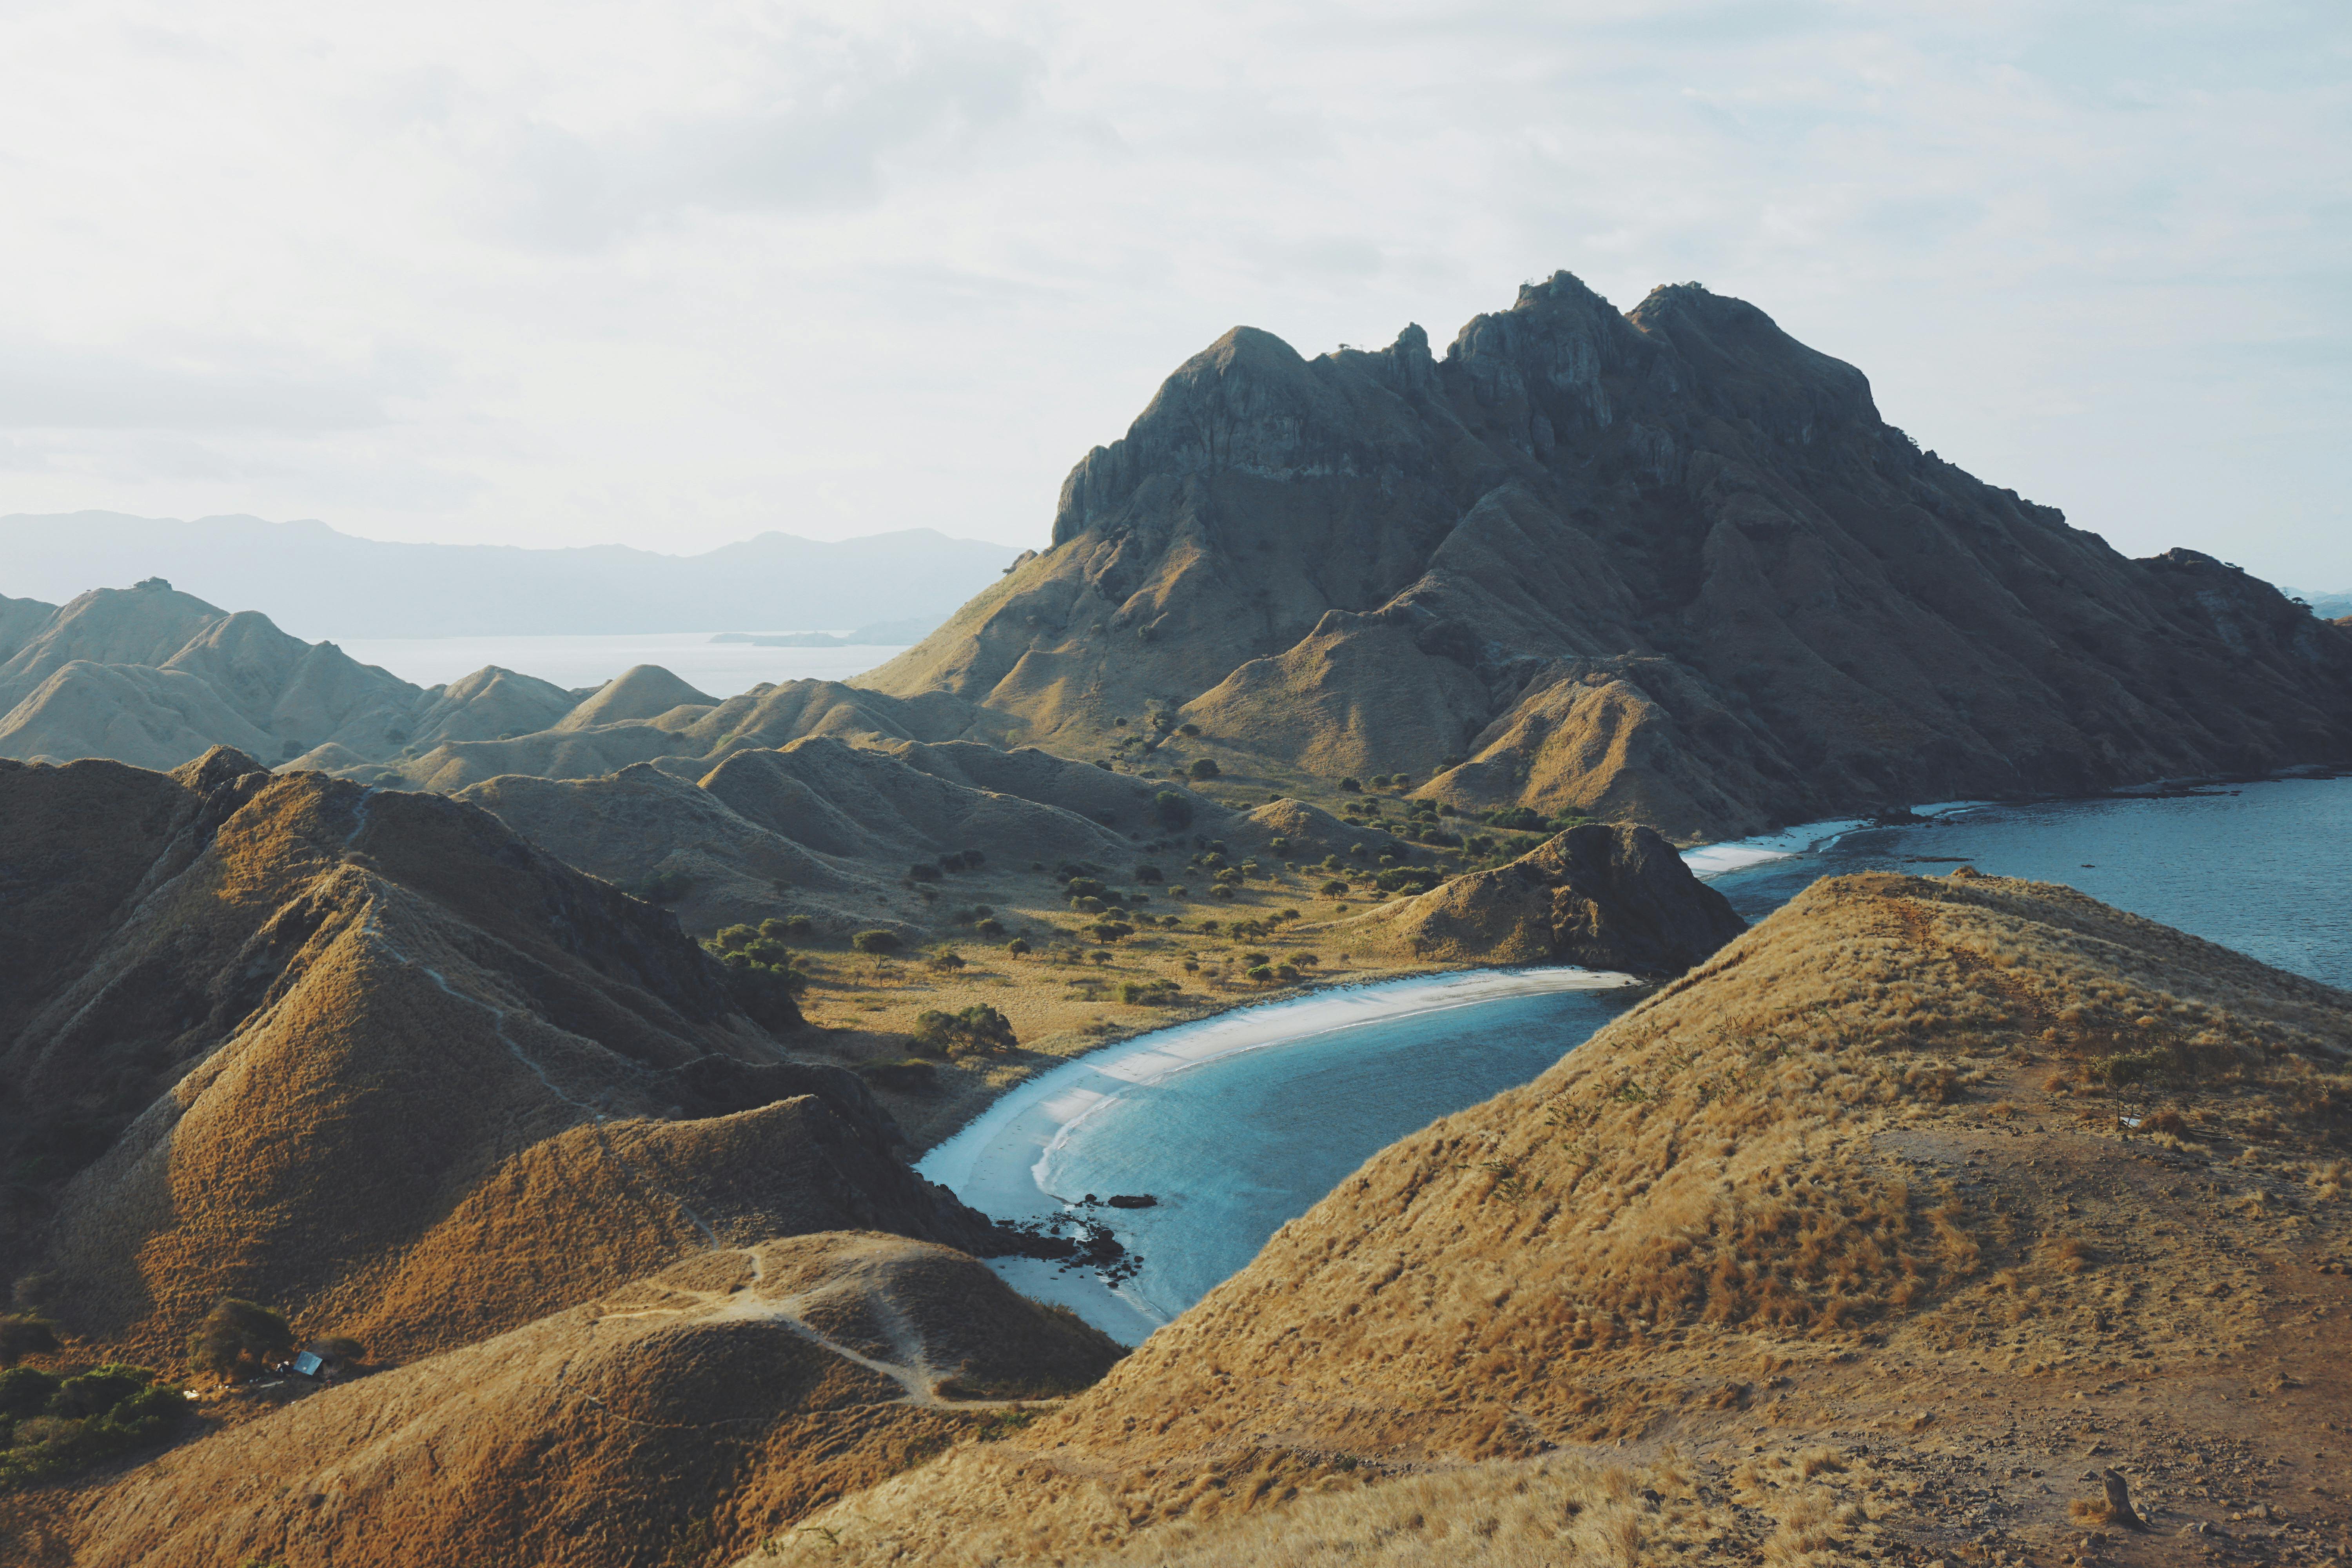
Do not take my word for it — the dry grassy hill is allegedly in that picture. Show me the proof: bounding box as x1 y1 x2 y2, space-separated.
862 273 2352 838
1351 821 1747 973
60 1234 1122 1568
332 673 1003 793
757 869 2352 1566
0 747 995 1368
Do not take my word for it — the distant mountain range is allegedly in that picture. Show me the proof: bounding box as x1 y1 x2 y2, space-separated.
0 513 1020 640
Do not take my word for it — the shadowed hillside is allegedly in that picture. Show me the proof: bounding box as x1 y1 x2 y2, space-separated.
863 273 2352 838
759 870 2352 1565
0 748 995 1366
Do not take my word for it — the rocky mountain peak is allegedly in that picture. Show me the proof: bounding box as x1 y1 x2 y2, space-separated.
868 267 2352 837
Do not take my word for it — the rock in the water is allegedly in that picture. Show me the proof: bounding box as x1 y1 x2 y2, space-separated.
1383 822 1745 973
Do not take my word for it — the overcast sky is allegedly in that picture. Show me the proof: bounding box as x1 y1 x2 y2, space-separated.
0 1 2345 584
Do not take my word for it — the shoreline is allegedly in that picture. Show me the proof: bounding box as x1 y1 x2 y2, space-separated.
910 796 1981 1178
1679 800 1988 878
918 965 1639 1341
909 774 2350 1341
913 796 1961 1195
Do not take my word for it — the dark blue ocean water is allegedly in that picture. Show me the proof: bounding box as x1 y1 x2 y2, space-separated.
975 774 2352 1336
1708 776 2352 989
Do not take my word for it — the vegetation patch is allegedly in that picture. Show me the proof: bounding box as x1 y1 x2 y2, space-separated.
0 1364 184 1489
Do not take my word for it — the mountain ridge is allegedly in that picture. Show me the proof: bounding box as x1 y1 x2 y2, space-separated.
861 273 2352 839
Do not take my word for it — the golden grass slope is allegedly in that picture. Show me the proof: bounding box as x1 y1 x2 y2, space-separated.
69 1233 1124 1568
756 869 2352 1565
0 748 995 1366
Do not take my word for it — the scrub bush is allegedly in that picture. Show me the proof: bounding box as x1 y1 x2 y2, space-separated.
187 1299 293 1381
0 1364 183 1489
911 1005 1018 1058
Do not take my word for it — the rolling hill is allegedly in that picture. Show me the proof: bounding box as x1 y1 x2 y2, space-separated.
0 747 998 1367
759 869 2352 1564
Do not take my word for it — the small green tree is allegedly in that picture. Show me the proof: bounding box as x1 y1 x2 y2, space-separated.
851 929 903 954
909 1005 1018 1058
187 1299 294 1381
1153 791 1193 829
1188 758 1220 780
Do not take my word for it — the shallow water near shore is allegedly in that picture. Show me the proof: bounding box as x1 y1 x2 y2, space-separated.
919 970 1640 1342
934 773 2352 1343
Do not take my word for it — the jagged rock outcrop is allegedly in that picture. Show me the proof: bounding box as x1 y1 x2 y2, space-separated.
862 274 2352 838
1371 822 1746 972
0 749 995 1364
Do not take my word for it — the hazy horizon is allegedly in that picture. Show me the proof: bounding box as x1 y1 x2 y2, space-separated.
0 2 2343 583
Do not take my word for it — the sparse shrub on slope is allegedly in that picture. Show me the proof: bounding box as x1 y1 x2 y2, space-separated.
704 924 809 1030
909 1005 1018 1059
186 1300 292 1383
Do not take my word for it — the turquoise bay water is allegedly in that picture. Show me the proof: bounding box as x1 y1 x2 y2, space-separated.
931 773 2352 1342
1025 983 1633 1336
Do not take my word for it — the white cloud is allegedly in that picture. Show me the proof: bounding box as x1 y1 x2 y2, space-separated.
0 0 2339 582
